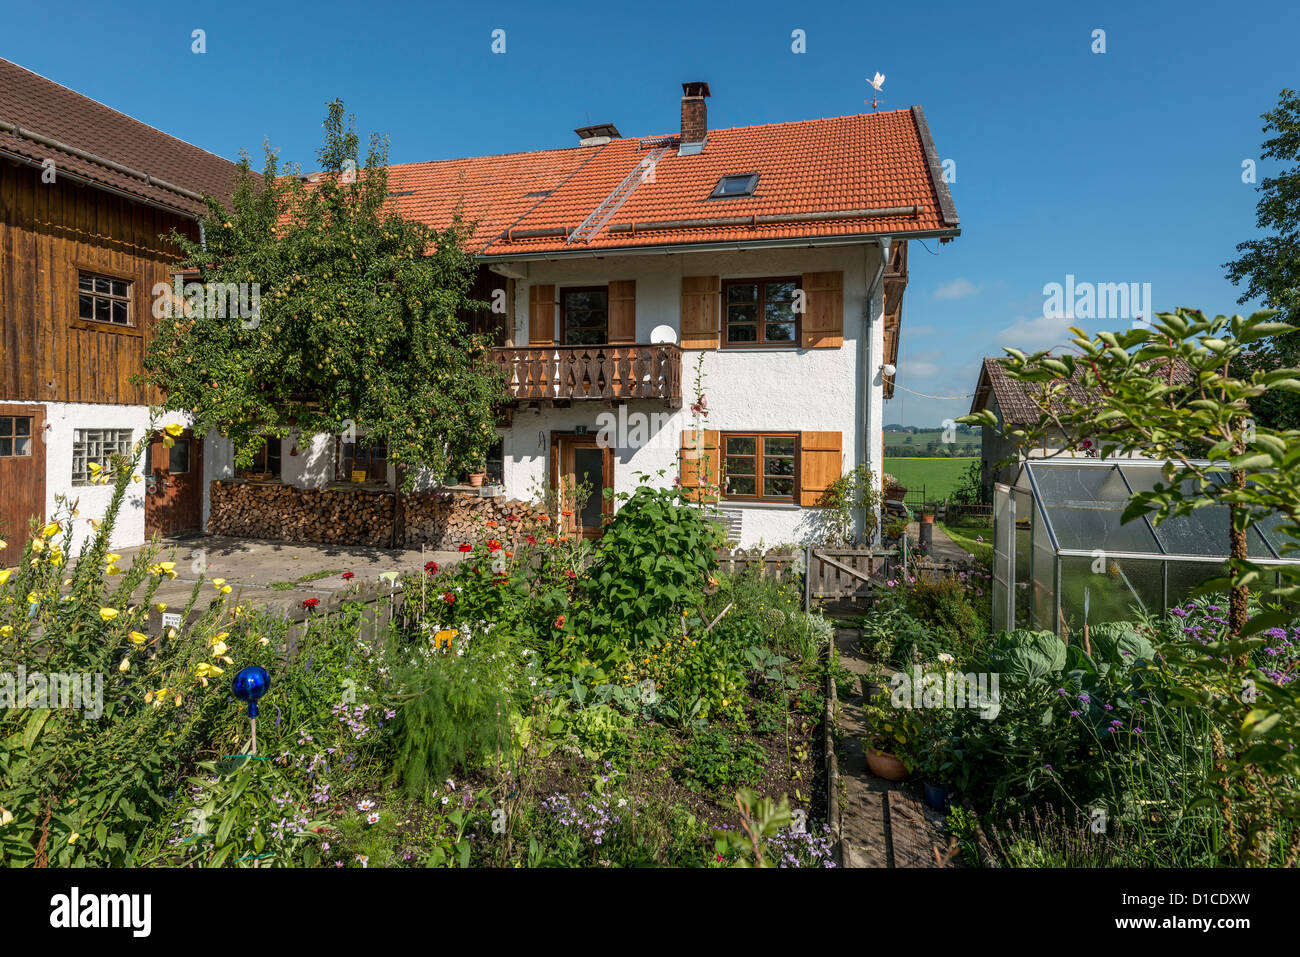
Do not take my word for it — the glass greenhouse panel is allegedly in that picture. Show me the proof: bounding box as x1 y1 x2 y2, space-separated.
1030 463 1159 553
1030 497 1056 631
1059 555 1164 633
1165 561 1229 611
1121 467 1275 559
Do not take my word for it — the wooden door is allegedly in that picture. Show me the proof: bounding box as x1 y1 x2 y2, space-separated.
550 432 613 539
145 429 204 536
0 405 45 562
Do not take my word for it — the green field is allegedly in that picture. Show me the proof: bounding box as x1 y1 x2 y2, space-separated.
883 456 977 501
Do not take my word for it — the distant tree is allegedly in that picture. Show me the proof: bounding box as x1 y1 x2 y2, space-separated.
1224 89 1300 430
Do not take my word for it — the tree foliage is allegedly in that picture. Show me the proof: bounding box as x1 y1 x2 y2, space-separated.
140 100 506 486
1224 89 1300 429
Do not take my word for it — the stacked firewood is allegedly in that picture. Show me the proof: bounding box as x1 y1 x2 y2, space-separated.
207 481 547 550
208 481 394 547
403 492 547 550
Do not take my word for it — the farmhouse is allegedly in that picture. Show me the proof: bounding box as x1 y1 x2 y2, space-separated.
1 64 961 550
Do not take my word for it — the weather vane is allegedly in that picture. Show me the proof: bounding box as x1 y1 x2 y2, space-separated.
866 72 885 111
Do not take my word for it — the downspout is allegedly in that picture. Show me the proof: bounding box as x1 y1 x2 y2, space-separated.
861 238 889 545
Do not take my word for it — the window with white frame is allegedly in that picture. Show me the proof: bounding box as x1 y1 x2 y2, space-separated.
72 428 133 485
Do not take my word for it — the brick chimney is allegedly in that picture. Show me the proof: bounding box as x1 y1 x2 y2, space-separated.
679 81 710 155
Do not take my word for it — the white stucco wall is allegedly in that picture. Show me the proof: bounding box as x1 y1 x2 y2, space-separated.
492 243 887 547
0 400 196 551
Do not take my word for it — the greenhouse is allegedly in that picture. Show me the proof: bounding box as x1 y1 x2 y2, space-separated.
991 457 1300 635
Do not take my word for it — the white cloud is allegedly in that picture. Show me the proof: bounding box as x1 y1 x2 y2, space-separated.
933 277 979 301
995 314 1084 350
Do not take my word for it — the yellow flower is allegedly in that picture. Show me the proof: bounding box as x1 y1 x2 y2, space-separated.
0 539 6 549
129 631 148 646
164 423 184 437
158 562 175 572
0 626 12 638
166 627 178 640
174 694 182 707
106 566 122 576
0 808 12 826
118 657 131 673
155 602 167 612
195 662 224 678
220 585 231 595
106 553 121 563
30 539 44 553
42 522 60 539
87 462 101 474
211 578 226 587
0 569 11 586
211 641 229 657
99 608 119 621
132 474 143 484
68 832 79 844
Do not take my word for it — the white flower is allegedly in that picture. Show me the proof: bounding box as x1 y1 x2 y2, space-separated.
937 653 955 664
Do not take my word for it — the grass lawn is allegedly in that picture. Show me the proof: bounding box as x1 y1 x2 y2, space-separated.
883 456 977 501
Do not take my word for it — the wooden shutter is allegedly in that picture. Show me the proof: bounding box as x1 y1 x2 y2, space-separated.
680 276 720 349
799 431 842 506
801 271 843 348
608 280 636 343
529 284 555 345
679 429 720 503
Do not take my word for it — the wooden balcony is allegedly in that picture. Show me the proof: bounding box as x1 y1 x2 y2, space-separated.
491 343 682 406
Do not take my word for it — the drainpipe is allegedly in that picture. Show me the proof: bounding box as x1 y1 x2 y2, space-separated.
861 238 889 545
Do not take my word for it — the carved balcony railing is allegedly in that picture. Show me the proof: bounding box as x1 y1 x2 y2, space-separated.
491 343 682 405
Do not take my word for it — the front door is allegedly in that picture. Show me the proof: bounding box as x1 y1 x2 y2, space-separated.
551 432 613 539
145 429 204 536
0 405 45 563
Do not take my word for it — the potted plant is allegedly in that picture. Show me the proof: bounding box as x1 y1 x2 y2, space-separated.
861 690 916 782
919 502 936 524
883 472 907 503
883 517 909 542
467 457 487 487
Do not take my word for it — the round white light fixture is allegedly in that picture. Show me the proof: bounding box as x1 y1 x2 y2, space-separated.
881 363 897 377
650 324 678 345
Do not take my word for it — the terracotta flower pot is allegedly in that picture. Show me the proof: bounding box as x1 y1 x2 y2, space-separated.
468 472 486 487
865 747 909 781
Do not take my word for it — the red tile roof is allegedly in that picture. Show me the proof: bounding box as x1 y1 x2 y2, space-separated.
0 57 242 218
385 107 958 257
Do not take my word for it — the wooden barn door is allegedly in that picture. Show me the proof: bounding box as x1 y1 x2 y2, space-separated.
0 405 45 562
145 429 204 536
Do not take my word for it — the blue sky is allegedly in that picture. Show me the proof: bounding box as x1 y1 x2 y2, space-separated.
3 0 1295 425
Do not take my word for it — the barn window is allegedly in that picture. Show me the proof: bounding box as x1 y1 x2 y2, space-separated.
72 428 133 485
77 272 133 326
239 437 282 480
0 416 33 457
338 436 389 483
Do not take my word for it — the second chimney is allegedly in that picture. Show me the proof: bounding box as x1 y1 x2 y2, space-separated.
679 81 710 155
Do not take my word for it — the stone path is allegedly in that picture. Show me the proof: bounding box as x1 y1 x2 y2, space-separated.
833 626 953 867
117 535 462 616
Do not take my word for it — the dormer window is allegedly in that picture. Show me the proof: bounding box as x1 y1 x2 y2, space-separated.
709 173 759 199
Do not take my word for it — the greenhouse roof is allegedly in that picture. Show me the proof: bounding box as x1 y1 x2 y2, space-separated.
1016 458 1300 563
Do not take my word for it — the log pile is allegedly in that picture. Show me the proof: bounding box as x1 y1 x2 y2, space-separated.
403 492 547 550
207 481 547 550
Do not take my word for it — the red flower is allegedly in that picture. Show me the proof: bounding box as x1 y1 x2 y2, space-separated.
526 535 537 545
565 569 577 580
506 514 519 522
458 543 473 553
554 615 566 629
486 520 498 528
424 561 439 575
302 597 319 609
442 591 455 604
487 539 502 552
341 571 355 581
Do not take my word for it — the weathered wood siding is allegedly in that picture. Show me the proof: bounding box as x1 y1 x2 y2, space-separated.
0 160 196 404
